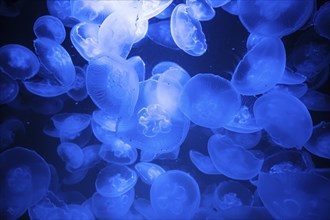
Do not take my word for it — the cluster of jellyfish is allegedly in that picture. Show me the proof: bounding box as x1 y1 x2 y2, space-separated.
0 0 330 219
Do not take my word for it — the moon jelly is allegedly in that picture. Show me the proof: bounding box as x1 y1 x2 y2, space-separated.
99 139 137 165
86 56 139 118
253 92 313 149
305 121 330 159
0 44 40 80
57 142 84 170
0 73 19 104
51 113 90 134
0 147 50 220
189 150 221 175
46 0 79 27
232 37 286 95
186 0 215 21
0 118 25 149
314 2 330 40
171 4 207 56
150 170 200 219
67 66 88 102
180 73 241 128
134 162 166 185
238 0 314 37
148 20 179 50
300 89 330 112
33 15 66 44
95 164 137 198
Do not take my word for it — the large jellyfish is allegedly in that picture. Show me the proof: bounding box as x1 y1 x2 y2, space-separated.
150 170 200 219
46 0 79 27
33 15 66 44
186 0 215 21
314 2 330 40
0 147 50 220
180 73 241 128
253 92 313 149
147 20 180 50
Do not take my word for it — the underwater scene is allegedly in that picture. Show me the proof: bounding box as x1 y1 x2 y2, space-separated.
0 0 330 219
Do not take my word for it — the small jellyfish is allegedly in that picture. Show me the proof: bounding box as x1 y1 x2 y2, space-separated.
238 0 314 37
46 0 79 27
29 96 64 115
186 0 215 21
0 73 19 104
279 67 307 85
300 90 330 112
213 180 253 211
78 144 101 171
0 147 50 220
138 0 173 20
140 150 157 162
91 110 118 144
253 92 313 149
95 164 137 197
99 139 137 165
208 134 263 180
67 66 88 102
269 83 308 98
171 4 207 56
232 37 286 95
189 150 221 175
127 56 145 82
314 2 330 40
155 145 180 160
33 15 66 44
180 73 241 128
23 78 69 97
0 118 25 149
0 44 40 80
155 3 176 19
151 61 188 77
91 188 135 219
304 121 330 159
62 169 88 185
33 38 76 87
51 113 91 134
57 142 84 170
134 162 166 185
150 170 200 219
86 56 139 118
147 20 179 50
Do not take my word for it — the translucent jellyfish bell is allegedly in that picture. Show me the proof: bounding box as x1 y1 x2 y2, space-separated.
150 170 200 219
0 118 25 149
232 37 286 95
180 73 241 128
86 56 139 118
171 4 207 56
99 139 137 165
67 66 88 102
91 110 118 144
304 121 330 159
253 92 313 149
0 73 19 104
238 0 314 37
300 90 330 112
95 164 137 198
147 20 180 50
189 150 221 175
0 44 40 80
134 162 166 185
127 56 145 82
186 0 215 21
57 142 84 170
208 134 264 180
46 0 79 27
33 15 66 44
0 147 50 220
51 113 91 134
23 78 69 97
313 2 330 40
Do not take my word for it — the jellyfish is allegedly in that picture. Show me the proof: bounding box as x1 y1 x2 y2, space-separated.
33 38 76 87
213 180 253 211
133 198 159 219
23 78 69 97
33 15 66 44
29 96 64 115
189 150 221 175
46 0 79 27
95 164 137 198
246 33 264 50
300 90 330 112
127 56 146 82
221 0 239 15
279 67 307 85
0 118 25 149
304 121 330 159
0 0 21 17
140 150 157 162
51 113 91 134
91 110 118 144
155 145 181 160
238 0 314 37
151 61 188 77
138 0 173 20
253 92 313 149
91 188 135 219
86 56 139 118
232 37 286 95
270 83 308 98
150 170 200 219
171 4 207 56
67 66 88 102
99 139 137 165
0 44 40 80
180 73 241 128
209 0 231 8
147 20 180 50
0 147 50 220
208 134 264 180
62 169 88 185
78 144 101 171
186 0 215 21
314 2 330 40
156 3 176 19
134 162 166 185
0 73 19 104
57 142 84 170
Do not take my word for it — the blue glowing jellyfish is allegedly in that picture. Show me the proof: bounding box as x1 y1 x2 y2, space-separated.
91 110 118 144
171 4 207 56
222 0 239 15
238 0 314 37
29 96 64 115
86 56 139 118
134 198 158 219
57 142 84 170
62 169 88 185
186 0 215 21
67 66 88 102
0 147 50 220
0 118 25 149
95 164 137 198
209 0 231 8
156 3 176 19
300 89 330 112
304 121 330 159
279 67 307 85
46 0 78 27
253 92 313 149
180 73 241 128
151 61 188 77
99 139 137 165
0 44 40 80
232 37 286 95
150 170 200 219
91 188 135 219
51 113 91 134
148 20 179 50
33 15 66 44
314 2 330 40
270 83 308 98
0 73 19 104
127 56 146 82
189 150 221 175
246 33 264 50
23 78 69 97
134 162 166 185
